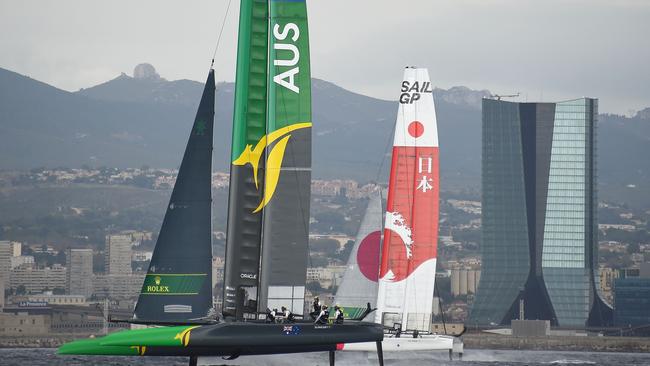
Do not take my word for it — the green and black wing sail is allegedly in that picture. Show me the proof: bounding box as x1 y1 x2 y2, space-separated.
258 0 312 314
223 0 311 318
222 0 270 319
134 70 215 323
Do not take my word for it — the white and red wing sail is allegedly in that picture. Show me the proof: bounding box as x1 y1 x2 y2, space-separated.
334 189 383 320
376 67 439 331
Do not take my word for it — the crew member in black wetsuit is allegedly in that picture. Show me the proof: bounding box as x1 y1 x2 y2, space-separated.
314 305 329 324
266 308 276 323
281 306 295 323
310 296 322 319
333 305 344 324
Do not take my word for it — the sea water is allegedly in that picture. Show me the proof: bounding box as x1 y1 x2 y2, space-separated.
1 348 650 366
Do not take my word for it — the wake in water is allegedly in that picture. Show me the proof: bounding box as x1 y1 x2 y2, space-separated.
1 348 649 366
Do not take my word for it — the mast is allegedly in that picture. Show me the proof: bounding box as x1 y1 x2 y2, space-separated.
134 70 215 323
222 0 270 319
375 67 439 332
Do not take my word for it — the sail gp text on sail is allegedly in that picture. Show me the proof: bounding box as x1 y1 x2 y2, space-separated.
399 80 433 104
273 22 301 93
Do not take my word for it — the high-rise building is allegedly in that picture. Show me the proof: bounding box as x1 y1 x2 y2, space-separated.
0 240 22 276
614 278 650 328
469 98 611 328
66 248 93 298
105 235 132 275
0 241 21 288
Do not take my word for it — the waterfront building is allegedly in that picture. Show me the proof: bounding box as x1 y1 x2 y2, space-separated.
599 266 619 304
105 234 132 275
451 268 481 297
469 98 611 327
613 278 650 327
66 248 93 298
0 311 51 336
26 293 87 306
92 273 145 300
9 264 66 294
10 255 34 269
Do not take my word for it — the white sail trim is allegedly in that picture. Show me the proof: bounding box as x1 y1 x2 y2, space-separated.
164 304 193 313
394 68 438 148
376 258 437 331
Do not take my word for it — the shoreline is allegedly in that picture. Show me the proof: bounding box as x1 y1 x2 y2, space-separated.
462 333 650 353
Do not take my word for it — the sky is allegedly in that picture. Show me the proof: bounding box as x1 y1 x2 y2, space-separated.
0 0 648 114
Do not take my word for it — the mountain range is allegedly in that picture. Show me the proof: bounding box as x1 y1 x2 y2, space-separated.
1 66 649 195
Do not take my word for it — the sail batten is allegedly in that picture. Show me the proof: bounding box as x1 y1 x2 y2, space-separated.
134 70 215 323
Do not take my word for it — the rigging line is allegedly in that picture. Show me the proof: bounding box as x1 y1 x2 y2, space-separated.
211 0 234 68
374 115 396 184
434 281 448 335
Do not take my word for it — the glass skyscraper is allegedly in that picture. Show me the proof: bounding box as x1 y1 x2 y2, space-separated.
469 98 611 328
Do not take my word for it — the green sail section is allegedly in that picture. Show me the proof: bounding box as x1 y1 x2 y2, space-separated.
223 0 270 318
258 0 312 314
134 70 215 322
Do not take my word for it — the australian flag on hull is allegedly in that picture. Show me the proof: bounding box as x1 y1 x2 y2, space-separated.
134 70 215 323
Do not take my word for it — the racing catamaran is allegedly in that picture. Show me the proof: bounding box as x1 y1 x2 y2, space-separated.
58 1 383 365
335 67 461 355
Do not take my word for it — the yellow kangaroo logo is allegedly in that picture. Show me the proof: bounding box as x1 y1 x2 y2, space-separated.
130 345 147 356
174 326 200 347
232 122 311 213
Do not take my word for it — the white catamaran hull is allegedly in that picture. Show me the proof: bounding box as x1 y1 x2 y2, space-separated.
340 334 454 352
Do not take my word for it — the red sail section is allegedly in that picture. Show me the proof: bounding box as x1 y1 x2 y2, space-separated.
380 146 439 282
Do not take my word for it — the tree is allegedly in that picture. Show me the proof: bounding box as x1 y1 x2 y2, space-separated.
310 238 339 255
55 249 66 265
306 281 324 294
336 240 355 262
309 255 329 268
628 242 641 254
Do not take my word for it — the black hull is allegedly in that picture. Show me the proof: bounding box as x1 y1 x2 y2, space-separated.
186 321 383 348
138 344 337 357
